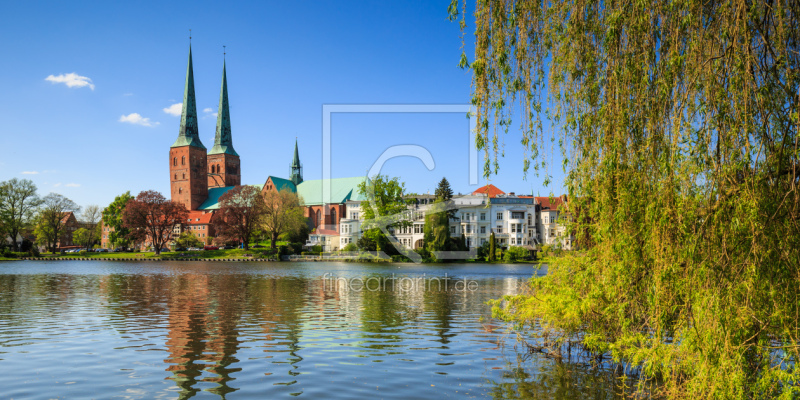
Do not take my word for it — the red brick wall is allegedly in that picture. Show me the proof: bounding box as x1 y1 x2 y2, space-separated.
304 204 345 232
207 153 241 188
170 146 209 210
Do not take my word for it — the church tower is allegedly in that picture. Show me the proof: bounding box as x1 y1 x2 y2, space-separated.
207 58 240 188
290 139 303 185
169 45 208 210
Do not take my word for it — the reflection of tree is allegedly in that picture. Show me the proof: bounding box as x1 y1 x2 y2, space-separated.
242 276 309 388
422 281 456 346
485 357 636 400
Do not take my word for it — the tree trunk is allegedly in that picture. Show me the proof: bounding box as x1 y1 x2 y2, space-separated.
271 231 278 249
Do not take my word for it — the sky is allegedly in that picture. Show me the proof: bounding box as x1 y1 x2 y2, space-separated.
0 1 567 210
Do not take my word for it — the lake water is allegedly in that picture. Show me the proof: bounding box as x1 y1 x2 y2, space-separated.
0 261 625 399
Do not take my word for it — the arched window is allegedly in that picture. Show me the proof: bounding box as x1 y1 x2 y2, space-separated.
316 210 321 227
173 157 177 166
331 208 337 224
211 165 215 174
179 187 183 194
182 173 186 179
174 173 177 180
181 156 185 165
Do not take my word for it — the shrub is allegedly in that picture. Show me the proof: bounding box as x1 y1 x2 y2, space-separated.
342 243 357 252
503 246 529 263
391 255 411 263
288 242 303 255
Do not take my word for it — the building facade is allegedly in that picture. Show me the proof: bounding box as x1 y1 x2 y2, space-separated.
334 185 574 255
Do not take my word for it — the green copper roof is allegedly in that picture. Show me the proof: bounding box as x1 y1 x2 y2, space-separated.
290 139 303 185
296 176 368 206
208 60 238 156
267 176 296 193
197 184 264 210
291 140 301 168
171 45 206 149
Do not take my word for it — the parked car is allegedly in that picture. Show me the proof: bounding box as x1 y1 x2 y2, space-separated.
204 245 219 251
252 244 265 248
222 245 235 250
160 248 170 252
113 248 124 252
96 248 108 253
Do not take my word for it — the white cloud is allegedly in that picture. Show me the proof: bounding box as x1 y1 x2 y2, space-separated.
119 113 159 127
65 183 80 188
53 183 61 187
45 73 95 90
21 171 39 175
163 103 182 116
203 108 213 113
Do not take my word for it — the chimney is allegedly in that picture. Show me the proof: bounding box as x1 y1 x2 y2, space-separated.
509 192 515 196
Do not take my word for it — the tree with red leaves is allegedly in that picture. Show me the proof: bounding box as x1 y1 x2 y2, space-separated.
123 190 188 255
211 185 265 249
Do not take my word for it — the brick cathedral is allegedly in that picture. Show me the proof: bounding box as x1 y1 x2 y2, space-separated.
167 45 367 244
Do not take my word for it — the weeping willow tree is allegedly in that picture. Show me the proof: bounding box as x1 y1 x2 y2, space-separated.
452 0 799 398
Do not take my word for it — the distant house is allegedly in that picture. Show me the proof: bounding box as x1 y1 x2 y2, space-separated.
471 184 505 198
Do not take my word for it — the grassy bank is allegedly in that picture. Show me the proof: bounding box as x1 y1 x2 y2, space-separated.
34 248 280 260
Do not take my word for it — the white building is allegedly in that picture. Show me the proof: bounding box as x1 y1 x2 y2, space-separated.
334 185 573 255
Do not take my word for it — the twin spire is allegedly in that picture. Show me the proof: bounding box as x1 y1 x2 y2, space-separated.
171 44 237 157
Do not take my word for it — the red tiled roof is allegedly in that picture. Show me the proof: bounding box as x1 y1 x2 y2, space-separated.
314 228 339 236
186 211 213 225
472 184 505 198
535 195 567 210
60 212 76 225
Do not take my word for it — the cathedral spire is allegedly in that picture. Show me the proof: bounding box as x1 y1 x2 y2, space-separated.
290 139 303 185
171 45 205 149
208 58 238 156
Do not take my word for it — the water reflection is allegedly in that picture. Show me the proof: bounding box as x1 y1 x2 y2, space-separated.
0 262 627 399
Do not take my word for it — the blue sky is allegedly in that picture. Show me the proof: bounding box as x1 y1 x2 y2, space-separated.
0 1 566 209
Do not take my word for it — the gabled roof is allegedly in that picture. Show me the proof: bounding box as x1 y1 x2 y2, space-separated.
197 184 264 210
472 184 505 198
60 212 77 225
296 176 368 206
186 211 213 224
265 176 297 193
535 195 567 211
313 228 339 236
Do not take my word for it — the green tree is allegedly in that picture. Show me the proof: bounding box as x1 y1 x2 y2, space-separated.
357 175 412 254
36 193 80 253
488 232 496 262
262 189 305 250
454 0 800 397
0 178 42 251
72 228 93 248
502 246 528 263
80 204 102 247
102 192 133 248
174 231 203 249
